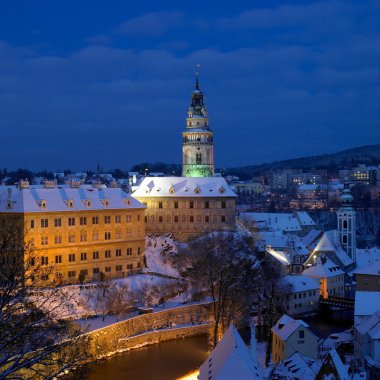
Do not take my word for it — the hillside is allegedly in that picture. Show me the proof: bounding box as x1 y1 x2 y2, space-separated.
223 144 380 179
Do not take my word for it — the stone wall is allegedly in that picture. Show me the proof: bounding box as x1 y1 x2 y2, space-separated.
86 302 212 358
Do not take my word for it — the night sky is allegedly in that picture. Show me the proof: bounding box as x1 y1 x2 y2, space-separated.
0 1 379 171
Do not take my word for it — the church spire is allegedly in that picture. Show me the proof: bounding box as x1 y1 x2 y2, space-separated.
195 64 200 91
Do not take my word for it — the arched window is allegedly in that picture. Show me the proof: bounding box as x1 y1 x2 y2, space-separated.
343 220 348 229
342 235 347 244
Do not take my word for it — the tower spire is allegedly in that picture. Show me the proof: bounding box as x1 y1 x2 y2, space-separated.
195 64 200 91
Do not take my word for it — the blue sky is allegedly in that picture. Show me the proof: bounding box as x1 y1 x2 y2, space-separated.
0 0 379 170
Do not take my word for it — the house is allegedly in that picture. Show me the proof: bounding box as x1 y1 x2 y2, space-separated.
279 275 320 316
355 260 380 292
315 349 350 380
354 311 380 377
354 291 380 325
271 314 319 364
269 351 319 379
198 324 262 380
303 255 345 299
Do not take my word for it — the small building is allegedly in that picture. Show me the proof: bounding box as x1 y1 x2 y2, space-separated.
198 324 262 380
271 314 318 364
315 349 350 380
303 255 345 299
354 291 380 325
355 261 380 292
354 311 380 377
279 275 320 316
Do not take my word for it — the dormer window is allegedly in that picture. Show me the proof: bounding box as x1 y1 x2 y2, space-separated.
37 200 47 209
65 200 74 208
83 199 92 207
123 198 131 206
219 186 225 194
169 186 175 194
6 200 13 209
101 199 110 207
194 186 201 194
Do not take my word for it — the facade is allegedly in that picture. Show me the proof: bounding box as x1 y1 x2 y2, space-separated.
182 72 214 178
271 314 318 364
133 177 236 241
0 180 145 284
280 275 320 316
337 180 356 262
355 260 380 292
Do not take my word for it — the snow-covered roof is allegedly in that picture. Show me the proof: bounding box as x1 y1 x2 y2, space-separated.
355 260 380 276
198 324 262 380
303 256 344 278
133 176 236 198
280 275 320 293
301 229 322 248
356 311 380 338
272 314 310 341
241 211 315 233
318 349 350 380
0 185 144 213
312 230 354 268
355 291 380 317
272 352 318 380
266 247 291 265
356 247 380 270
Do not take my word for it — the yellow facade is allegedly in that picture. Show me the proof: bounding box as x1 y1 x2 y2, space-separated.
135 196 236 241
1 207 145 284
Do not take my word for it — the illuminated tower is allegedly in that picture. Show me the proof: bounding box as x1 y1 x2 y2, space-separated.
182 67 214 177
337 179 356 262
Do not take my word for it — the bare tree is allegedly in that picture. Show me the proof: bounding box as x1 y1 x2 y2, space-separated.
0 219 90 379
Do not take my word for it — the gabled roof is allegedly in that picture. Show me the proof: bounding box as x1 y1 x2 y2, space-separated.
356 311 380 337
355 260 380 276
317 349 350 380
280 275 320 293
272 352 318 380
303 255 344 278
271 314 310 341
314 233 336 253
133 176 236 198
198 324 262 380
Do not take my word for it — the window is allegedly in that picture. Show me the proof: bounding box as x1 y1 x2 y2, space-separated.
116 265 122 272
174 216 179 223
299 330 305 339
205 216 210 223
93 251 99 260
69 254 76 262
159 202 163 209
138 247 141 255
30 220 35 229
196 153 202 164
205 201 209 209
68 217 75 226
342 235 347 244
55 255 62 264
93 268 100 274
127 263 134 270
189 201 194 209
126 215 132 222
92 232 99 241
137 214 140 222
92 216 99 225
54 218 61 227
126 228 132 238
80 252 87 261
80 217 87 225
80 269 88 276
80 233 87 242
190 216 194 223
68 271 76 278
115 215 121 223
127 248 132 256
221 201 226 209
104 232 111 240
343 220 348 229
159 216 163 223
116 249 122 257
115 230 122 239
68 234 76 243
105 266 111 273
104 216 111 224
41 236 48 245
54 235 62 244
41 256 49 265
105 250 111 258
41 219 48 228
221 216 226 222
174 202 179 209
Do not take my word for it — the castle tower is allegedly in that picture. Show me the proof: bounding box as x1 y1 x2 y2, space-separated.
182 68 214 177
337 179 356 262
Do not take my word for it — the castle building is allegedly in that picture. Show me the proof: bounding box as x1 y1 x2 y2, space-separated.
182 71 214 177
337 180 356 262
0 180 146 284
133 71 236 241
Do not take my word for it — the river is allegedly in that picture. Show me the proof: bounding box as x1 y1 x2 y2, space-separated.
86 310 353 380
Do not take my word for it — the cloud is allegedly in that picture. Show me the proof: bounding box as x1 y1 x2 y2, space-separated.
115 11 184 37
85 34 113 45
